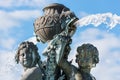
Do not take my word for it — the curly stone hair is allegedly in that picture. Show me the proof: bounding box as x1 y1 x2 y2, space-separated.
15 41 40 64
76 43 99 66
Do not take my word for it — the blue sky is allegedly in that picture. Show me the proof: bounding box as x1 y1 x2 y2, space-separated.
0 0 120 80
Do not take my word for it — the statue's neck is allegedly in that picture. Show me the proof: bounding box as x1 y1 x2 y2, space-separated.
23 65 36 71
80 67 91 73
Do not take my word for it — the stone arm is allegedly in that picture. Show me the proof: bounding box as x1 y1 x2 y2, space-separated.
57 42 82 80
59 58 82 80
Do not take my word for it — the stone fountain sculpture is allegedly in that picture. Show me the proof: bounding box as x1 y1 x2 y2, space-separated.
16 3 99 80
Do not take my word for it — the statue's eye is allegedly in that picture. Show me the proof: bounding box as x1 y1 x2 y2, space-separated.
20 53 24 57
22 54 24 56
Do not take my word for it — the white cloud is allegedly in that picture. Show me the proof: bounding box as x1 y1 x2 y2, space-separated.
8 10 41 20
0 10 40 31
0 0 13 8
69 28 120 80
0 9 42 52
0 37 16 50
0 0 57 8
0 11 19 31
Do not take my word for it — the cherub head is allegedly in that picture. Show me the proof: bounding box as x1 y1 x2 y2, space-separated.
76 43 99 69
15 41 40 68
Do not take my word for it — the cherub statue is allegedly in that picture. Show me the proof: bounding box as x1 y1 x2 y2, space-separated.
58 43 99 80
15 41 44 80
76 43 99 80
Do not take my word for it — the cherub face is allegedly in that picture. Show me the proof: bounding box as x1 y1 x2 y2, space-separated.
77 49 93 68
19 48 33 67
